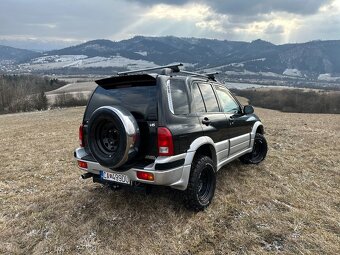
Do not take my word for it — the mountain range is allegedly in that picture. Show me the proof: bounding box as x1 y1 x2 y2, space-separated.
0 45 40 63
1 36 340 80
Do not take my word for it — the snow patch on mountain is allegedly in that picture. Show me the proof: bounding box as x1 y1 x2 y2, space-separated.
318 73 340 81
283 69 302 77
20 55 158 71
134 51 148 56
31 55 88 64
259 71 282 77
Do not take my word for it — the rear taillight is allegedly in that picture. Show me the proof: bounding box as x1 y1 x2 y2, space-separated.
157 127 174 156
79 124 84 147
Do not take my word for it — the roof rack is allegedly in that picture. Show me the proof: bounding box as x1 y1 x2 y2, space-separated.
118 63 183 76
117 63 218 81
180 70 219 81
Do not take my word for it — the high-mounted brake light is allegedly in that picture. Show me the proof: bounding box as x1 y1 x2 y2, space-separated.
79 124 84 147
157 127 174 156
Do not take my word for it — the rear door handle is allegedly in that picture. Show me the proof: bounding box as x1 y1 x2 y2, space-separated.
202 117 211 126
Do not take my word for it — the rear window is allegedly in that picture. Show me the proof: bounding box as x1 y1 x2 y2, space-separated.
167 79 189 115
85 83 157 121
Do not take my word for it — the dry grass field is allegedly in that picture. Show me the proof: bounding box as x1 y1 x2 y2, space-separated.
0 106 339 254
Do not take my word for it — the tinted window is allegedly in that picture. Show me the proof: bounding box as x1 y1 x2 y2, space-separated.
168 79 189 115
198 83 219 112
191 83 206 112
85 84 157 121
215 86 240 113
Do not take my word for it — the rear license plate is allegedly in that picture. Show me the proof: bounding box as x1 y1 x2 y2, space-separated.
101 171 130 184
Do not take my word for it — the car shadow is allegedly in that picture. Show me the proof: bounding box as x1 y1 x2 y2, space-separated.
72 159 250 220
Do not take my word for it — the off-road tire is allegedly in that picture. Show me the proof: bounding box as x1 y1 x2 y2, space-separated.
185 156 216 211
240 133 267 164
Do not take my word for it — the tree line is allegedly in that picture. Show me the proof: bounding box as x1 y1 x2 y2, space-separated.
0 75 66 114
231 88 340 114
53 93 89 108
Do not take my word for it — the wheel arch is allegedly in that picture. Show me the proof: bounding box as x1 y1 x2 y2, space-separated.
256 125 264 134
185 136 217 169
251 121 264 136
195 144 217 169
250 121 264 147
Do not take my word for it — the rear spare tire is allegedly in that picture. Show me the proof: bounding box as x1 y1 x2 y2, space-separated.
88 106 140 169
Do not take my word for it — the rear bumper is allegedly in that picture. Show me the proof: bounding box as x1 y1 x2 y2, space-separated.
74 148 192 190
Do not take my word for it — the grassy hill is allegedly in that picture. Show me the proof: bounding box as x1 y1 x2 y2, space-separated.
0 107 339 254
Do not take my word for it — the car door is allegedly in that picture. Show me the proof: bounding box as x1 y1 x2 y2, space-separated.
214 85 253 156
191 82 230 163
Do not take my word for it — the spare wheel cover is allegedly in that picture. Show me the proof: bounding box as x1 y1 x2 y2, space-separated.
87 106 139 169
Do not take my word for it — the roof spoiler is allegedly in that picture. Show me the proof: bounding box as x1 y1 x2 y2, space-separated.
95 74 156 88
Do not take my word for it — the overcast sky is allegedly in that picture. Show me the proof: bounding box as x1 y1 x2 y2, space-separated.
1 0 340 50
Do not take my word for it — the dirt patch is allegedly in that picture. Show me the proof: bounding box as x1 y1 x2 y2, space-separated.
0 107 339 254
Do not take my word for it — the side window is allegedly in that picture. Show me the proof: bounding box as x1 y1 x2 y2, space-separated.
198 83 220 112
167 79 189 115
215 86 240 113
191 83 206 112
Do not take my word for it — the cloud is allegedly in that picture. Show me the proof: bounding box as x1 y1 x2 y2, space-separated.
0 0 339 49
125 0 337 44
288 1 340 42
0 0 143 41
144 3 209 21
264 24 285 34
116 3 220 40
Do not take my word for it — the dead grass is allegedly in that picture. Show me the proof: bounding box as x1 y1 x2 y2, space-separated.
0 107 339 254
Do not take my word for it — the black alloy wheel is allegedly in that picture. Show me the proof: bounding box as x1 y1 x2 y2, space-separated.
240 133 268 164
95 120 120 156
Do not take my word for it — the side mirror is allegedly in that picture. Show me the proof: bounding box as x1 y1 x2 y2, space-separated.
243 105 254 115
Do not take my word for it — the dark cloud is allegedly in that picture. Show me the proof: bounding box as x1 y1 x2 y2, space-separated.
207 0 333 15
227 13 270 25
128 0 189 6
129 0 332 15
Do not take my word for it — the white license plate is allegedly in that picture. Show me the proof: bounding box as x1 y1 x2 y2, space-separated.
101 171 130 184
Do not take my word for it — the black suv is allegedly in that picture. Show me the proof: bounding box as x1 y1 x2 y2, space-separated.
74 63 267 211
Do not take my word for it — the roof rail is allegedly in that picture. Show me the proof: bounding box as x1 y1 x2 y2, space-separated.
118 63 183 76
180 70 219 81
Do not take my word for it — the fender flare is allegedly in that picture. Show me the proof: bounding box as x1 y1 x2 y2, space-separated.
171 136 216 191
185 136 217 166
250 121 264 147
